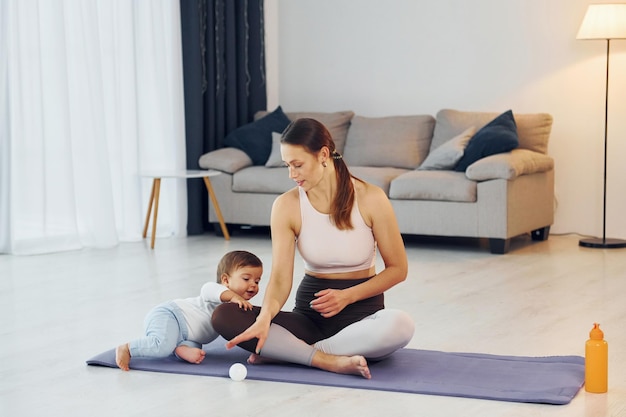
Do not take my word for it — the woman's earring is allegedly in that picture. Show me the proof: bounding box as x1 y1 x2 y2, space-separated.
322 161 327 167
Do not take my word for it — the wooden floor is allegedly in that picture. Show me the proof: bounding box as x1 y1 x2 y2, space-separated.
1 231 625 417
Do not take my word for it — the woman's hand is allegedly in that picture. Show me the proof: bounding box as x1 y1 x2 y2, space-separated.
225 315 271 354
309 289 351 318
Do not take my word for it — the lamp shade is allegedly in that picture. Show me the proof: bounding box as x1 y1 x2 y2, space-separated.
577 4 626 39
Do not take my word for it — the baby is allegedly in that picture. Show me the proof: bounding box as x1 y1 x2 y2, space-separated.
115 250 262 371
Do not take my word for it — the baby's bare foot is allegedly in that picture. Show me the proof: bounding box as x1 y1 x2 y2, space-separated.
115 343 131 371
175 345 206 364
247 353 283 365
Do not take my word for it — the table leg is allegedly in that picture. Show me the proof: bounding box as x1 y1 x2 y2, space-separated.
203 176 230 240
143 179 157 238
150 178 162 249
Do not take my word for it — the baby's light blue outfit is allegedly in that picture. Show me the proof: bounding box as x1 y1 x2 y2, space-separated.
128 282 227 359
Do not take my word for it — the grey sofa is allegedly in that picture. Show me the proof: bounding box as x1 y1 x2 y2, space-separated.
198 109 554 254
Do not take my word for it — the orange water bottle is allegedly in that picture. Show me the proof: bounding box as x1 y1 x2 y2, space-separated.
585 323 608 393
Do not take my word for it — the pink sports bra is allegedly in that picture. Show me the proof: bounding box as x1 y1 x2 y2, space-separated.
296 186 376 274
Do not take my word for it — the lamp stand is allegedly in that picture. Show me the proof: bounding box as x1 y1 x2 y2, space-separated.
579 39 626 249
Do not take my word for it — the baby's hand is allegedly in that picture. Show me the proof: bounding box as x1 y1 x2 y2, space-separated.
229 295 253 311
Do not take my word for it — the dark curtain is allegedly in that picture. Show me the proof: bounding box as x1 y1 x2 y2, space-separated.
180 0 267 235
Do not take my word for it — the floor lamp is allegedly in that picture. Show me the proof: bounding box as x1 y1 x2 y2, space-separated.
577 4 626 249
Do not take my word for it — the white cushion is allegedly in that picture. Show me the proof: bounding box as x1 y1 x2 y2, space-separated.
265 132 285 167
418 126 476 170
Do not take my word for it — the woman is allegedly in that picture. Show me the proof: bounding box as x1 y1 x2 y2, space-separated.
212 118 414 378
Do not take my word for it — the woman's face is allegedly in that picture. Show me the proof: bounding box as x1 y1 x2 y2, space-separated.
280 143 324 191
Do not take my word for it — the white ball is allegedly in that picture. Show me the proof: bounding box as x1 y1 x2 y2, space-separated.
229 363 247 381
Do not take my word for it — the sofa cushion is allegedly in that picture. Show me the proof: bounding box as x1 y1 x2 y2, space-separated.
343 115 435 169
418 126 476 170
232 166 295 193
454 110 519 172
198 147 252 173
223 106 291 165
265 132 285 168
349 166 410 195
432 109 552 154
255 110 355 154
389 170 477 202
465 148 554 181
285 111 354 154
231 165 408 197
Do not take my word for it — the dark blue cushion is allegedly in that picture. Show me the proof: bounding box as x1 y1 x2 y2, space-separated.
223 106 291 165
454 110 519 172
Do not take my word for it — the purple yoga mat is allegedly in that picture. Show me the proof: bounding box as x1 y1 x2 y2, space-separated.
87 338 584 405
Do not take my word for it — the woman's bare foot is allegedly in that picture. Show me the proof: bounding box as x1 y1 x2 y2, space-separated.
311 351 371 379
175 345 206 364
115 343 131 371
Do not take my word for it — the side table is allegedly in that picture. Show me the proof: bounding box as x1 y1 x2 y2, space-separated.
140 170 230 249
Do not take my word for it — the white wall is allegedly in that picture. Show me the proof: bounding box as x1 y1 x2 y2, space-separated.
265 0 626 240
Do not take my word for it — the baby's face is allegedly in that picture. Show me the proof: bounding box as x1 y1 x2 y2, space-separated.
225 265 262 300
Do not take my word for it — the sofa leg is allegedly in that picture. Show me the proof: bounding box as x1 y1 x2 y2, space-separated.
531 226 551 241
489 238 510 254
212 222 233 237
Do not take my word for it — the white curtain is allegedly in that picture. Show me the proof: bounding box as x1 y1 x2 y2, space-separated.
0 0 187 255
